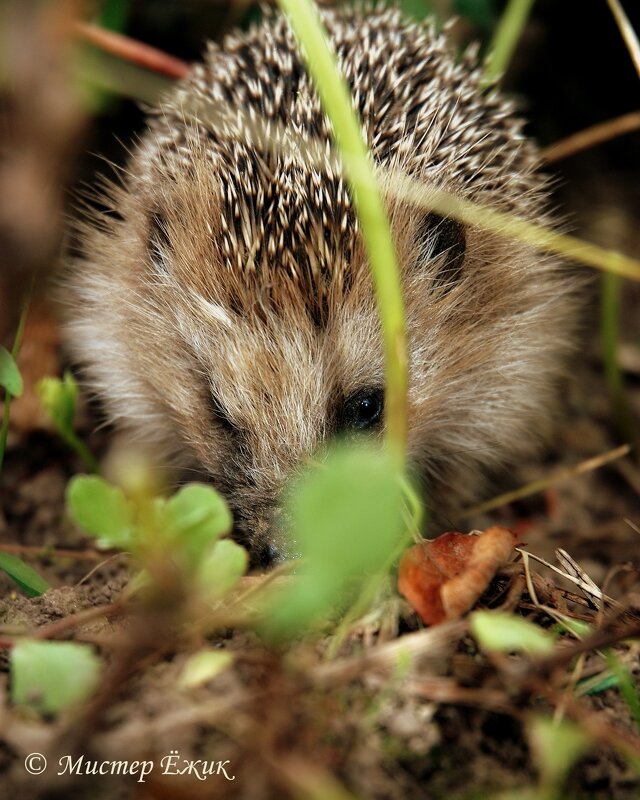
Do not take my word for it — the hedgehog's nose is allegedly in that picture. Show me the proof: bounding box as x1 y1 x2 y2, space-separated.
255 541 286 569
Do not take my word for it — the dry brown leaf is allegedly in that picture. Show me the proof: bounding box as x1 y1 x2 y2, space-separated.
398 527 519 626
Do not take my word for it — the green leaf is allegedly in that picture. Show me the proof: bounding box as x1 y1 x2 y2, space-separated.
470 611 556 655
11 640 101 715
66 475 133 548
553 618 592 638
197 539 248 601
291 444 404 570
606 651 640 730
178 649 234 690
265 443 406 638
577 670 621 696
277 0 408 464
37 372 99 473
37 371 77 435
528 715 590 788
164 483 232 569
0 347 23 397
0 552 49 597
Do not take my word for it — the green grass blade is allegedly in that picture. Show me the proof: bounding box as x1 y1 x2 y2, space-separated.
276 0 408 467
0 552 50 597
0 283 32 472
483 0 536 84
601 272 634 440
606 651 640 731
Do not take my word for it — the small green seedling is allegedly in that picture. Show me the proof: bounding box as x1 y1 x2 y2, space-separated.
66 475 247 605
38 371 100 473
11 639 101 716
578 670 623 696
527 715 591 800
0 347 23 397
196 539 249 602
66 474 134 550
552 618 592 639
0 551 50 597
492 716 592 800
0 313 51 595
0 345 24 472
576 652 640 738
470 610 556 655
263 442 408 640
0 350 49 594
605 651 640 731
178 649 234 690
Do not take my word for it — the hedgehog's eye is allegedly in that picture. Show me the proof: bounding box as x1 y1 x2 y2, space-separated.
339 388 384 432
418 212 466 289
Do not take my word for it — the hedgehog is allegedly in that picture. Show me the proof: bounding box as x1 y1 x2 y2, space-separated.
65 5 577 564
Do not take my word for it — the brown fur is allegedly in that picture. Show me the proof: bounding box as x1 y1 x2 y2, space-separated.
64 7 579 561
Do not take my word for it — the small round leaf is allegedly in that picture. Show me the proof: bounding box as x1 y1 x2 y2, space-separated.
66 475 134 549
0 347 23 397
11 640 101 716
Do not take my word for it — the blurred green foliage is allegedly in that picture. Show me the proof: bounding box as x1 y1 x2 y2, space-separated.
471 610 556 655
263 443 408 640
66 476 247 605
0 348 23 398
11 640 101 716
38 372 100 473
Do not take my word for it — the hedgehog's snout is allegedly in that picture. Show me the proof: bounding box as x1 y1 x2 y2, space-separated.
227 484 298 568
253 541 286 569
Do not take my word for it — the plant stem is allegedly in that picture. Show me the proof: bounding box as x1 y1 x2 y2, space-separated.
63 429 101 475
600 272 634 441
483 0 536 85
605 0 640 77
276 0 408 468
0 284 33 472
600 0 640 447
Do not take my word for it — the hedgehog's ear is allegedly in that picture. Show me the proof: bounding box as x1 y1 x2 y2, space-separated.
147 210 173 275
416 212 466 291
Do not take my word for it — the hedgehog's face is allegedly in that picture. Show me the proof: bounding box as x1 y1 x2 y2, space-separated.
68 139 572 564
148 171 572 562
140 202 391 562
171 305 389 563
130 153 494 561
